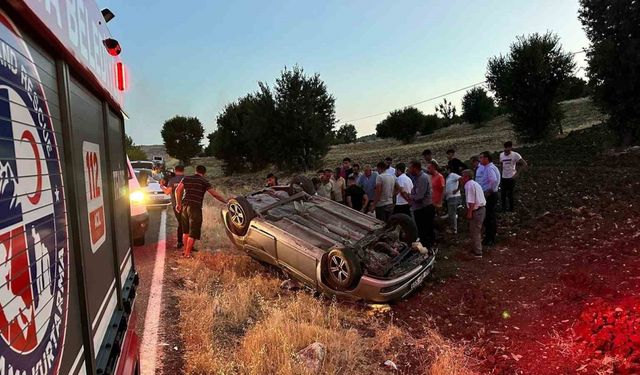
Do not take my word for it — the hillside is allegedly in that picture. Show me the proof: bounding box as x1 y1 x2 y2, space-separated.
137 98 605 186
212 97 606 188
324 97 605 167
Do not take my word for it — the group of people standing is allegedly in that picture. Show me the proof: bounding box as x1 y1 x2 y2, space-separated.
307 142 527 258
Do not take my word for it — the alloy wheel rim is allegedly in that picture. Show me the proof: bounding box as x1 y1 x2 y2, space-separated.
329 255 349 283
229 202 245 227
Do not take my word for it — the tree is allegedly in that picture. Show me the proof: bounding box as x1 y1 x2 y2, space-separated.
462 87 496 126
422 114 441 135
208 87 276 174
161 116 204 164
124 134 147 160
435 99 458 126
270 66 336 171
579 0 640 145
486 32 575 141
376 107 425 144
333 124 358 145
205 66 336 174
557 76 590 101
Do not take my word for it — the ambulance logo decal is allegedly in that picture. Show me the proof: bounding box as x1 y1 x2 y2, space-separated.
0 12 69 375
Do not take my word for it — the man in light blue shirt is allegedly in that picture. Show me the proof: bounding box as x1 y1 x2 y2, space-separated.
357 165 378 212
477 151 501 246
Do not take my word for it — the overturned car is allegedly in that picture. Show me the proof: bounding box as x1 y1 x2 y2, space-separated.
221 177 437 302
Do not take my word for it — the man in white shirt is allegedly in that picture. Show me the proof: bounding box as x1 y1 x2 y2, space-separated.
461 169 486 258
499 141 528 212
370 161 397 222
443 170 462 234
393 163 413 216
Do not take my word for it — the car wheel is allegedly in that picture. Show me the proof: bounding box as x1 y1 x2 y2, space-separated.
289 175 316 195
386 214 418 245
324 248 362 290
133 236 145 246
227 196 256 236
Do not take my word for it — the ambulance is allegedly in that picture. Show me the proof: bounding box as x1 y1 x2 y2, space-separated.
1 1 139 374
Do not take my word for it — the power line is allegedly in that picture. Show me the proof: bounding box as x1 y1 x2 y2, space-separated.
342 81 488 124
339 48 589 126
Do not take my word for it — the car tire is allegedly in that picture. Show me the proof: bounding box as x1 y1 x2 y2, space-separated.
133 236 145 246
227 196 256 236
324 248 362 290
386 213 418 245
289 175 316 196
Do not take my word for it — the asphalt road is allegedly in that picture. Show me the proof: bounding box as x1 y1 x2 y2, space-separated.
130 206 184 375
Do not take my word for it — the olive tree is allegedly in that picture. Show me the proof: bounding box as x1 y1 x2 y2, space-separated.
462 87 496 126
333 124 358 145
161 116 204 165
376 107 425 144
486 32 575 141
270 66 336 171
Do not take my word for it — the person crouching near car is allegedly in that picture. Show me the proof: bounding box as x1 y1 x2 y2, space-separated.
266 173 278 187
175 165 228 258
461 169 486 258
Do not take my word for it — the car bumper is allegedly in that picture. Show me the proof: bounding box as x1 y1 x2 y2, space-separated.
146 195 171 207
317 251 438 303
130 211 149 239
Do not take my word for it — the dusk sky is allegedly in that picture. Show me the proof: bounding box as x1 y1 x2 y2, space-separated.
102 0 590 145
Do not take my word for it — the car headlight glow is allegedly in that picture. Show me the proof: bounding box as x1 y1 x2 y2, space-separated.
130 190 145 204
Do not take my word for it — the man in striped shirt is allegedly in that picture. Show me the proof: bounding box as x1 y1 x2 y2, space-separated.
175 165 228 257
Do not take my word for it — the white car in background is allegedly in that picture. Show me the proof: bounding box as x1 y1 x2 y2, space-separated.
134 168 171 207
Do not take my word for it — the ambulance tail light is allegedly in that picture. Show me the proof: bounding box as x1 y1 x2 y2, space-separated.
116 62 127 91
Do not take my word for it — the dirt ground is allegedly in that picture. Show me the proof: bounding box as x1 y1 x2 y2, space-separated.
391 125 640 374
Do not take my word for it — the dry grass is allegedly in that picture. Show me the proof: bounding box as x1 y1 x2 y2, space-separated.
175 249 478 375
418 329 478 375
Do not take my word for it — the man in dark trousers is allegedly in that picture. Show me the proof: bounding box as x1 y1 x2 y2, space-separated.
162 165 185 248
475 151 501 246
408 160 435 248
499 141 527 211
175 165 228 257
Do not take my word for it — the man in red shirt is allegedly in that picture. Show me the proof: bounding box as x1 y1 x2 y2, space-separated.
428 160 445 211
